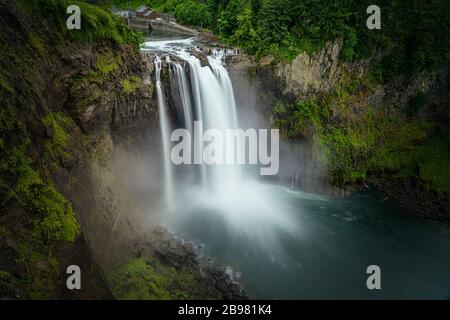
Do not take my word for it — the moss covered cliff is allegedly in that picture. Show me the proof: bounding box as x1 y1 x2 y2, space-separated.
0 0 152 299
0 0 247 300
244 38 450 223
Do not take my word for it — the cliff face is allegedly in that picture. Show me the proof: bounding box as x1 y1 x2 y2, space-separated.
0 1 247 300
0 0 158 298
55 45 160 269
273 40 342 101
255 40 449 119
229 40 450 223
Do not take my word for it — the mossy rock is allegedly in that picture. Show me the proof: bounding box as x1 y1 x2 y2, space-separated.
121 76 141 94
107 257 199 300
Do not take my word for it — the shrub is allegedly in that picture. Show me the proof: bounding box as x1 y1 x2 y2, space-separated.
174 1 211 27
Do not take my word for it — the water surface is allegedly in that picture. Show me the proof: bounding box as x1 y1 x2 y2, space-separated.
166 186 450 299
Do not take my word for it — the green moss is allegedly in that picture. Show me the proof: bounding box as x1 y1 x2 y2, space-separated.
273 75 449 196
30 183 80 243
417 133 450 195
95 52 122 76
5 146 80 243
14 241 59 299
320 113 431 185
42 112 75 166
0 145 80 298
121 76 140 94
71 0 143 46
0 0 120 299
29 35 49 62
70 49 122 114
107 257 198 300
70 52 122 116
18 0 143 47
300 109 449 196
274 99 330 139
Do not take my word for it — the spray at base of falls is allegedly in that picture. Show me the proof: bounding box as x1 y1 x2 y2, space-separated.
148 41 297 250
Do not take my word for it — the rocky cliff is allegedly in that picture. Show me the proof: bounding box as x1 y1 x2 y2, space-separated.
0 0 160 298
0 0 245 299
228 39 450 223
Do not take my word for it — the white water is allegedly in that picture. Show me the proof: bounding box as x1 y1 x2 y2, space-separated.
169 63 193 133
185 53 241 193
154 56 174 209
143 40 297 248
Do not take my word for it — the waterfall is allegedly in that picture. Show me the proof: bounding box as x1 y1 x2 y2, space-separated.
144 41 295 247
155 49 245 198
154 56 174 209
181 53 241 193
166 51 242 192
208 51 238 129
169 62 193 133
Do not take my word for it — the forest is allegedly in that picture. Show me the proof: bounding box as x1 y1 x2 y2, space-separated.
113 0 449 74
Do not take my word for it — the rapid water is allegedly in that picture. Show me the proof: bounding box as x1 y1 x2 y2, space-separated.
143 39 450 299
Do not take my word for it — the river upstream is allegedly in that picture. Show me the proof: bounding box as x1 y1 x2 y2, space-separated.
141 34 450 300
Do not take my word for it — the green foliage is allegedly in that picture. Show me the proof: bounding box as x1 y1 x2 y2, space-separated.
274 99 330 138
121 76 141 94
4 146 80 243
107 257 197 300
416 133 450 195
320 113 431 185
340 26 357 61
273 72 449 196
95 52 122 75
42 112 75 166
0 145 79 298
0 1 130 299
74 0 143 45
228 7 259 52
276 99 450 196
155 0 450 70
1 45 80 295
18 0 143 47
149 0 211 27
320 115 450 197
174 1 211 27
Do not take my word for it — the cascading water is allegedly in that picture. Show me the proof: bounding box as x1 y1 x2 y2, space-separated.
154 56 174 209
208 49 239 128
184 53 241 193
168 62 193 133
144 40 296 247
